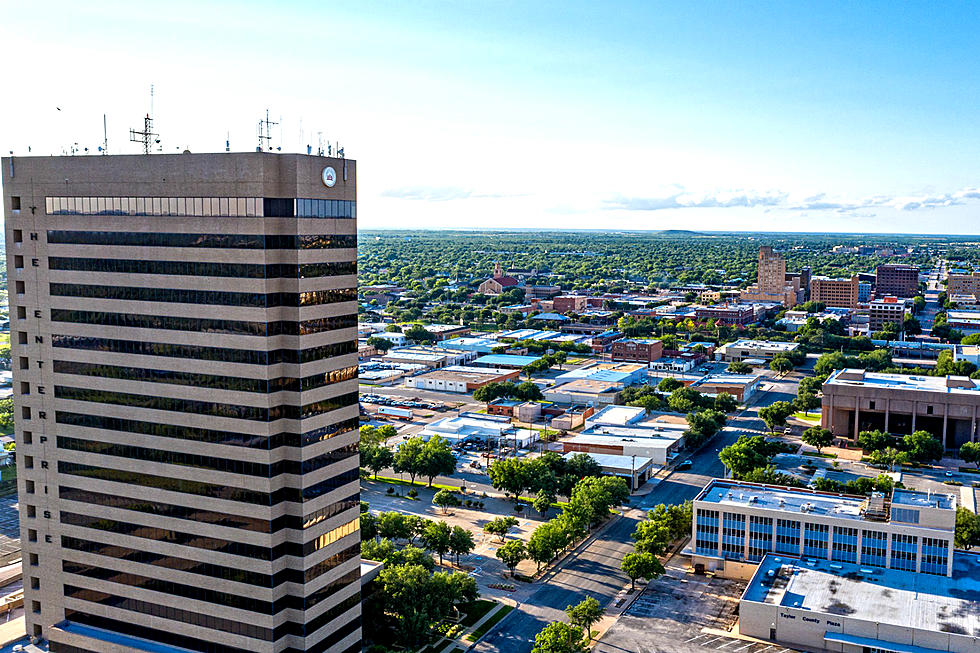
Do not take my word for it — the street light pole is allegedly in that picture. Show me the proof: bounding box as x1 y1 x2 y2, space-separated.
631 454 636 492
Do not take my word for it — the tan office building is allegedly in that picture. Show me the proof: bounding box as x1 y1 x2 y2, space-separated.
947 271 980 299
821 368 980 448
740 247 802 307
809 275 859 309
2 153 361 653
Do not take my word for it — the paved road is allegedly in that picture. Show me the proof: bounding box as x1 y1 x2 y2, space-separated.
474 376 798 652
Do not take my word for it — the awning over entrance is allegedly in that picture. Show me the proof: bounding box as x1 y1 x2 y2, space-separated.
824 631 951 653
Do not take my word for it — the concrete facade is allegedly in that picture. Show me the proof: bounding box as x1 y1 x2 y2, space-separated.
689 480 956 581
810 276 860 309
821 368 980 448
3 153 361 653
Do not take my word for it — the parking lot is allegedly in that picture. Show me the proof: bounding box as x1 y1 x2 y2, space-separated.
682 634 798 653
594 564 757 653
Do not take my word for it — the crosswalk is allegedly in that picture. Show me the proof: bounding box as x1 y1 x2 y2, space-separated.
683 633 798 653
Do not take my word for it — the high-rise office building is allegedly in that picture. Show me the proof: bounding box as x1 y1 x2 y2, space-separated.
875 263 919 298
2 153 361 653
740 247 802 307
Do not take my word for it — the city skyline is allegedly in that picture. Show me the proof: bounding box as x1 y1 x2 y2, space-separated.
3 1 980 234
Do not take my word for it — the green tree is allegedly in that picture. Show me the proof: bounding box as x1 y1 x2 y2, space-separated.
866 446 908 471
483 516 519 542
719 435 772 478
758 401 794 433
393 436 426 485
714 392 738 413
534 488 556 518
531 622 588 653
361 443 394 479
496 540 528 577
658 377 682 392
794 391 820 416
375 564 446 646
570 476 629 527
420 436 457 486
360 425 384 446
621 551 665 591
565 596 604 642
448 525 475 565
769 356 794 374
727 361 752 374
421 520 453 565
858 429 891 453
366 335 394 352
741 465 804 487
360 512 378 541
558 454 602 498
960 441 980 468
955 507 980 549
801 427 833 454
377 511 412 541
405 324 436 343
488 457 529 498
903 430 944 463
668 386 703 413
515 380 545 401
527 521 568 571
432 489 461 514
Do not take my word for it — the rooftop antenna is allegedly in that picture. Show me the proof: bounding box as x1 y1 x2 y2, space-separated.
225 131 230 152
316 132 324 156
257 109 279 152
99 114 108 155
129 85 158 154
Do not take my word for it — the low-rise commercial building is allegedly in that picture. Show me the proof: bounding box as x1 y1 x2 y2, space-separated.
404 365 520 393
553 361 647 387
810 275 860 309
739 553 980 653
384 345 474 368
945 309 980 335
437 336 498 354
421 412 539 448
359 361 429 384
821 368 980 447
689 480 956 581
562 452 656 491
471 353 544 368
715 339 801 362
543 379 622 406
869 296 907 330
954 344 980 368
552 295 589 312
695 303 756 326
611 338 663 363
691 373 764 402
561 406 688 464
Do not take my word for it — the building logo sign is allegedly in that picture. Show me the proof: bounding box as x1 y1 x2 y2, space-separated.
322 166 337 187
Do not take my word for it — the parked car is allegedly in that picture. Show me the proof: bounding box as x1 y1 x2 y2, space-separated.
677 460 693 470
783 427 793 435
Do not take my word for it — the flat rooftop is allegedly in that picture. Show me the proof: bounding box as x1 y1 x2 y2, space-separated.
699 480 869 522
693 373 762 387
825 369 980 394
892 488 955 511
472 354 543 366
743 553 980 636
723 339 800 351
415 365 515 383
562 451 655 471
548 379 622 393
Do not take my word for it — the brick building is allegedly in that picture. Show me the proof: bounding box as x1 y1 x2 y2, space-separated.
809 275 860 309
876 264 919 298
610 338 663 363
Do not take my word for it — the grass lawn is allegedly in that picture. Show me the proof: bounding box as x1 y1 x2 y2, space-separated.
801 451 836 459
958 467 980 474
0 465 16 482
373 476 465 493
459 599 497 628
465 604 514 642
791 411 821 423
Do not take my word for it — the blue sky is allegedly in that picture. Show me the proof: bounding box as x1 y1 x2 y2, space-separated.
2 1 980 233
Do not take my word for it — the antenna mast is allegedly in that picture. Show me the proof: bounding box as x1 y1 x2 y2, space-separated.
257 109 279 151
129 86 158 154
